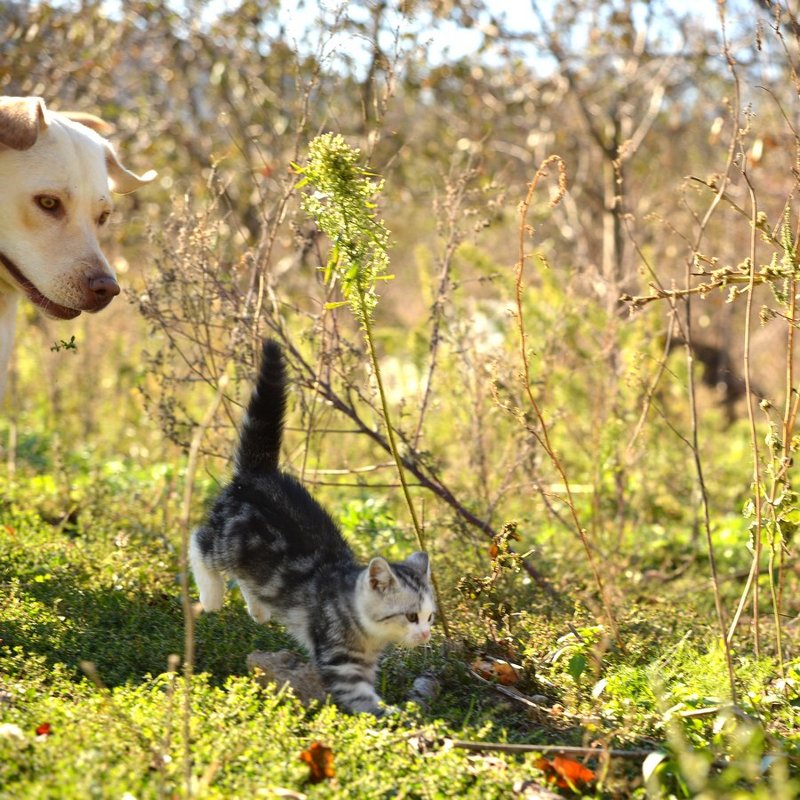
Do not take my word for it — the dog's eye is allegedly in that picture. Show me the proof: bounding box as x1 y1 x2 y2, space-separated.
98 211 110 226
406 612 419 624
35 195 61 214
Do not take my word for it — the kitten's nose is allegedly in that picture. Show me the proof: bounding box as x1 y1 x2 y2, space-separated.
420 629 431 642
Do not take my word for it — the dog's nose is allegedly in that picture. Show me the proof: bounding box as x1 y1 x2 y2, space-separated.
88 275 120 301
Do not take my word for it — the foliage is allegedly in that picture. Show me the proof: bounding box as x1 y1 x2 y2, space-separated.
295 133 392 328
3 471 796 798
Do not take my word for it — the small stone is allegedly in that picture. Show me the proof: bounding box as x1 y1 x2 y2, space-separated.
528 694 549 705
408 673 441 707
247 650 326 706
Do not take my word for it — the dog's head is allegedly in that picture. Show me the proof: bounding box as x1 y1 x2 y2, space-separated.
0 96 156 319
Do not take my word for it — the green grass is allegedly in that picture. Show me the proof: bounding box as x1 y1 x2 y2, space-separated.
1 464 799 798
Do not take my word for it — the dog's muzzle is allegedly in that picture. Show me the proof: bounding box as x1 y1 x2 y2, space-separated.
0 250 119 319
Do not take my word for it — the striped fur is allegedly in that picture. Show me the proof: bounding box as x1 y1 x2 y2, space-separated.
190 339 435 715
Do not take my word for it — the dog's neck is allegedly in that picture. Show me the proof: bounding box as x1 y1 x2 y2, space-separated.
0 254 20 297
0 289 19 401
0 251 23 403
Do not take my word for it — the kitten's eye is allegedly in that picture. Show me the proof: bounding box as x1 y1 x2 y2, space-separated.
406 612 419 624
98 210 110 226
428 612 435 624
35 195 62 215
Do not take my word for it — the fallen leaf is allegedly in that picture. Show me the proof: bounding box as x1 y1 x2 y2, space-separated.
471 657 520 686
35 722 52 737
534 755 595 789
299 741 335 783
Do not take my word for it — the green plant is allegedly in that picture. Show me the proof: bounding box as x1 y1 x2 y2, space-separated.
295 133 449 634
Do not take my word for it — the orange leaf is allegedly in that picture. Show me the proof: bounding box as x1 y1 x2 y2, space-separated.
471 657 520 686
489 542 499 559
299 741 335 783
35 722 52 737
493 660 520 686
535 755 595 789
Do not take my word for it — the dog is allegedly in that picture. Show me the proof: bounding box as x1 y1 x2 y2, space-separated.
0 96 156 400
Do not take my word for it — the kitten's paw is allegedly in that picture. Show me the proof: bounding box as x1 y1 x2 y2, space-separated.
407 673 440 709
247 604 271 624
198 592 224 613
242 595 271 623
191 546 225 612
341 695 393 717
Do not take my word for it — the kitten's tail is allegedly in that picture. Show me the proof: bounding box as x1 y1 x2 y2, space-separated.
235 339 287 473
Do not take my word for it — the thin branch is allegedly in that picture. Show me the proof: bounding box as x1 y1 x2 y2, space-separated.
740 170 764 659
178 374 229 798
279 337 559 599
680 5 739 703
450 740 661 759
514 155 622 646
413 160 474 447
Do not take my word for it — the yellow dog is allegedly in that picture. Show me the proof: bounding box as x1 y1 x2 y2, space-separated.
0 96 155 399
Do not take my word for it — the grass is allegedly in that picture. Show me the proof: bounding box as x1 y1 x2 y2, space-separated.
1 459 799 799
0 477 542 799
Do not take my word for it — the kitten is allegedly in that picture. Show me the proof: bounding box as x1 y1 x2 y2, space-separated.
190 339 435 715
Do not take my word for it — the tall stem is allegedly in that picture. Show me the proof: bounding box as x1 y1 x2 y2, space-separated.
179 375 229 797
360 303 450 637
740 177 762 660
516 156 623 651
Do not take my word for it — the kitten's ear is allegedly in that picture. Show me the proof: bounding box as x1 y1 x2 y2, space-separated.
368 557 397 592
405 551 430 577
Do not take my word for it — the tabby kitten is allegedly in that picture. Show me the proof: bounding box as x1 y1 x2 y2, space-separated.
190 339 435 715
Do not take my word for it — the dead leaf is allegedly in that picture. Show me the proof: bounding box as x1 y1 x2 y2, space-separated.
299 741 335 784
35 722 52 737
471 657 520 686
534 755 595 790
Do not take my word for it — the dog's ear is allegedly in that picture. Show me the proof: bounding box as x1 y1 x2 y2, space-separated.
60 110 115 136
0 96 48 151
104 141 157 194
